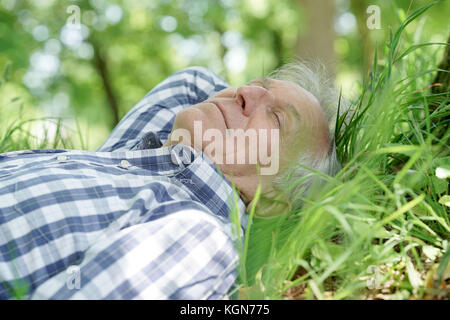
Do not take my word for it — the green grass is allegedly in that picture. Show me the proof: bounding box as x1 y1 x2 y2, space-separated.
0 62 83 153
235 2 449 300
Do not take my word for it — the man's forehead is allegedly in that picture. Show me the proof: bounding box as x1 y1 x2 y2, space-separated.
271 78 319 106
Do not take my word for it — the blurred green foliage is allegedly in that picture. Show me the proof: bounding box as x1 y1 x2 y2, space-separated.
0 0 448 150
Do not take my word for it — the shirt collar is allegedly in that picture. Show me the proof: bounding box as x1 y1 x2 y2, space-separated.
65 142 248 230
167 144 249 230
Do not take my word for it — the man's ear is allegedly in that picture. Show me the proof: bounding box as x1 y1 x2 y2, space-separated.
246 187 291 219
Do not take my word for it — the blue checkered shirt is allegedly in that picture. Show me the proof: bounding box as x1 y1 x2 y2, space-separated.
0 67 248 299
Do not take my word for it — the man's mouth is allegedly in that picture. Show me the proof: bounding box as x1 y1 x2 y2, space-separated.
210 101 229 129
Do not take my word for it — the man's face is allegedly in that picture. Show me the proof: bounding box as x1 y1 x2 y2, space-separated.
167 77 329 190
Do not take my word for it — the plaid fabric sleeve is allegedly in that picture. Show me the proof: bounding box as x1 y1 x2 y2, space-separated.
97 66 229 152
30 210 239 300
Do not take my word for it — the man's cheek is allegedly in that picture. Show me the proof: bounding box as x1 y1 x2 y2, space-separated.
258 128 280 176
255 128 276 156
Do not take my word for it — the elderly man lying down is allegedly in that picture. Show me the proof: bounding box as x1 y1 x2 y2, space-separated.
0 62 341 299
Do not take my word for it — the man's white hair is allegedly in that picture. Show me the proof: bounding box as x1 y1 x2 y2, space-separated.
269 60 348 209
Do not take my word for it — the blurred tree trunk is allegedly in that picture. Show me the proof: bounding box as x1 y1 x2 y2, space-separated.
91 40 120 129
213 22 230 83
350 0 375 74
272 29 284 69
294 0 336 78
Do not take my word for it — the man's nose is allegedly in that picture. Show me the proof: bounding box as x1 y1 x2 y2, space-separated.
236 85 274 116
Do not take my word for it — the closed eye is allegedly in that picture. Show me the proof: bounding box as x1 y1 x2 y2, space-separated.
272 111 282 127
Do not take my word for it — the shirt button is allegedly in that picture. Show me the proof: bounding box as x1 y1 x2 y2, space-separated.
57 155 68 162
120 160 131 169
